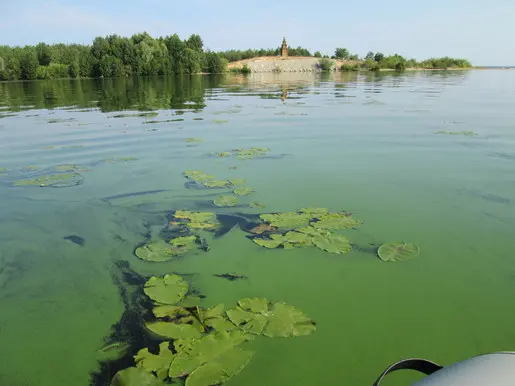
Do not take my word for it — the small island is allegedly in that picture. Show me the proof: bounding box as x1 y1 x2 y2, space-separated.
0 33 472 81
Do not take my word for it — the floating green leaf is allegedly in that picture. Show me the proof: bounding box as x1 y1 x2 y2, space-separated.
212 119 228 124
233 187 254 196
13 172 83 187
110 367 163 386
173 211 218 230
169 235 197 249
185 138 204 143
144 274 188 305
197 304 237 332
213 195 239 207
183 170 216 182
135 241 177 262
250 201 266 208
146 321 203 340
377 241 419 262
260 212 311 229
226 298 316 338
214 152 232 158
283 231 311 247
134 342 175 381
311 213 362 230
186 347 253 386
252 234 284 249
228 178 246 186
169 330 251 378
298 208 329 217
311 233 351 254
0 168 7 174
203 180 230 188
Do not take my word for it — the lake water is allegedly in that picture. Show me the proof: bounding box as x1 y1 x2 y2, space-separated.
0 70 514 386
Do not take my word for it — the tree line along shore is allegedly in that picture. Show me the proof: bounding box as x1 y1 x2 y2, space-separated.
0 32 472 81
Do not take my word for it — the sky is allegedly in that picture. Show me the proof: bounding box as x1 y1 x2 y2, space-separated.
0 0 513 65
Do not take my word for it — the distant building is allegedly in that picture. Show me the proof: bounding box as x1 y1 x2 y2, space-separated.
281 37 288 57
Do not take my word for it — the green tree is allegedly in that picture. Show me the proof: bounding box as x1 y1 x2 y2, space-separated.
334 48 350 59
374 52 384 62
36 43 52 66
314 51 322 58
365 51 374 60
20 49 38 80
185 34 203 52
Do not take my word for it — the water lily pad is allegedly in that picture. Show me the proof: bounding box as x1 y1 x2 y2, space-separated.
226 298 316 338
169 235 197 249
197 304 237 332
183 170 216 182
110 367 163 386
134 342 175 381
173 211 218 230
186 347 253 386
214 152 232 158
260 212 311 229
250 201 266 208
233 187 254 196
202 180 230 188
213 195 239 207
144 274 188 305
185 138 204 143
249 224 277 235
169 330 251 378
228 178 246 186
232 147 270 160
311 213 362 230
13 172 83 187
298 208 329 217
212 119 228 124
146 321 203 340
311 233 351 254
283 231 311 246
135 241 178 262
252 234 284 248
377 241 419 262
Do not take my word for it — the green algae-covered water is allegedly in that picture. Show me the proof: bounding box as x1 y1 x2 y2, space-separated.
0 71 514 386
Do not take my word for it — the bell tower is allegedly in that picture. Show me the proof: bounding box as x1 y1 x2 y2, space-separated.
281 37 288 57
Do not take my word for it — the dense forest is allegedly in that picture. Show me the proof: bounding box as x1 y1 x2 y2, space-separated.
0 32 472 81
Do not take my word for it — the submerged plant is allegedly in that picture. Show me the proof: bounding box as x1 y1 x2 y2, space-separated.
377 241 419 262
435 130 477 136
13 172 83 187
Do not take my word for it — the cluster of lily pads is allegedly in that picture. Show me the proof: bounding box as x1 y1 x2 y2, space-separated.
183 170 256 208
247 208 360 254
111 273 316 386
135 211 217 262
211 147 269 160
